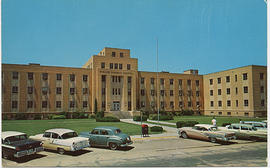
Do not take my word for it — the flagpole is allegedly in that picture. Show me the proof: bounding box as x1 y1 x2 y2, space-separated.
156 39 159 124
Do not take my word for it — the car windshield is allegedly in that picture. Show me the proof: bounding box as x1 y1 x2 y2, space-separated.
115 129 122 134
5 134 27 143
61 132 78 139
209 127 217 131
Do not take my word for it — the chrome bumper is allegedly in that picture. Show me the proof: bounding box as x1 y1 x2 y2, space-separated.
120 141 133 147
14 146 44 158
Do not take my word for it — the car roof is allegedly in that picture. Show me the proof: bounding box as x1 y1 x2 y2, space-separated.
244 121 266 124
2 131 26 140
231 123 253 127
94 126 119 130
195 124 215 129
45 128 76 135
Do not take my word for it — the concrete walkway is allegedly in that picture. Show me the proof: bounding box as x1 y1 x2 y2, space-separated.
147 119 176 126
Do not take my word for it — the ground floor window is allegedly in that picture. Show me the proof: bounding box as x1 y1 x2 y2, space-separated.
244 112 249 117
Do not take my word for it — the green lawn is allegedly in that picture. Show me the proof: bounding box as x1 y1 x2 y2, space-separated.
2 119 144 136
166 116 266 126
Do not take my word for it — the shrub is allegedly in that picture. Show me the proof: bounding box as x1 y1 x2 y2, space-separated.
176 121 199 128
52 115 66 119
15 113 27 120
182 110 194 116
3 114 8 120
89 114 96 119
142 111 150 118
150 126 163 132
150 115 173 121
34 114 42 120
133 115 148 121
96 111 104 118
72 112 80 119
222 123 231 127
96 116 120 122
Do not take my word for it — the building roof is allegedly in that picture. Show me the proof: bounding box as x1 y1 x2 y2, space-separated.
2 131 26 140
45 128 76 135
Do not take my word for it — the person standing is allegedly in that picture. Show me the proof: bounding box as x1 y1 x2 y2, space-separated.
212 117 217 127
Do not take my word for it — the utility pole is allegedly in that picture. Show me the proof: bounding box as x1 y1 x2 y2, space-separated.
156 39 160 124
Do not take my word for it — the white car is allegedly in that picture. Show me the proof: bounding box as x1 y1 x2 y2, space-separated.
29 128 90 154
243 121 267 130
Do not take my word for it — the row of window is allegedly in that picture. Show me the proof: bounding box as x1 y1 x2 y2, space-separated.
140 101 200 108
209 73 264 85
210 111 250 117
101 63 131 70
209 86 264 96
141 89 200 97
210 100 249 107
11 72 88 82
140 78 200 86
11 100 89 109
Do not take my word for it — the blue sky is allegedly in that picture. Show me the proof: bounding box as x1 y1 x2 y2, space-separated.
2 0 267 74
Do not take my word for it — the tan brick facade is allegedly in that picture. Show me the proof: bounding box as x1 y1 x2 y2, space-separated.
1 47 267 119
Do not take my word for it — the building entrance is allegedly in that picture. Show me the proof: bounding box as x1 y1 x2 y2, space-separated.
113 101 120 111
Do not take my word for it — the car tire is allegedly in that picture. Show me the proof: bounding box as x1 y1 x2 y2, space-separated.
109 143 118 150
57 148 65 155
181 132 188 139
2 152 9 159
209 137 217 143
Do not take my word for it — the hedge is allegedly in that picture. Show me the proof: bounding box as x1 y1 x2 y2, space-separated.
176 121 199 128
133 115 148 121
150 126 163 132
96 111 105 118
96 116 120 122
52 115 66 119
150 115 173 121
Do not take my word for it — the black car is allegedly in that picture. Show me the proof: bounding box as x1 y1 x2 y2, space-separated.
2 131 44 159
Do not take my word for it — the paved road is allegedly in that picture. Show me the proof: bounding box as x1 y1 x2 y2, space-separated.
2 137 267 167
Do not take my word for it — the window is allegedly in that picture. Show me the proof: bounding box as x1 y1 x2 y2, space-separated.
261 99 265 107
102 75 106 82
151 78 155 84
170 79 174 85
179 101 183 107
187 80 191 86
160 101 165 109
235 87 238 94
260 73 264 80
235 75 237 82
218 101 222 107
196 102 200 106
196 91 200 97
226 76 230 83
69 101 75 108
112 88 115 95
43 132 51 138
241 126 249 130
27 101 33 108
141 101 145 107
187 91 192 96
12 86 18 93
120 52 124 57
28 87 33 94
160 90 165 96
244 112 249 117
110 63 113 69
151 90 155 96
141 78 144 84
160 78 164 85
28 72 33 80
128 89 131 96
243 86 248 93
170 90 174 96
170 101 174 108
70 88 75 95
114 63 118 69
56 87 62 94
236 100 239 107
70 74 75 81
218 89 221 95
243 73 248 80
83 101 88 108
226 88 230 95
210 101 214 107
128 77 132 83
209 79 213 85
244 100 249 106
56 101 61 108
101 130 108 135
141 89 145 96
179 79 182 86
179 90 183 96
210 90 213 96
196 80 199 86
260 86 264 93
218 112 222 115
12 101 18 108
12 72 18 79
119 64 122 69
227 100 231 107
227 112 231 116
83 75 88 82
42 101 47 108
112 52 116 57
128 101 131 110
42 73 48 80
101 62 105 69
127 64 131 70
56 74 62 80
91 130 99 135
51 133 59 139
118 76 121 83
42 87 48 95
83 88 88 94
188 101 192 107
217 78 221 84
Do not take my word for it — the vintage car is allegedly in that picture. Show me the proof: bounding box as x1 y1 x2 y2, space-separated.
79 126 133 150
29 128 90 154
2 131 44 159
219 123 267 141
177 124 236 143
242 121 267 130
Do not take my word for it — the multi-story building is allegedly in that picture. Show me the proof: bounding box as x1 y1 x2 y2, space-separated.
203 65 267 117
1 47 267 119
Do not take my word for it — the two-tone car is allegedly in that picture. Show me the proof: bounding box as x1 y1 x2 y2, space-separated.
29 128 90 154
242 121 267 130
79 126 133 150
178 124 236 143
2 131 44 159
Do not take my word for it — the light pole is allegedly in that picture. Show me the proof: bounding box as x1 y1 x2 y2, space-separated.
156 38 160 124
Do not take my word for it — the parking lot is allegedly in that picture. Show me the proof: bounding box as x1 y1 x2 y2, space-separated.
2 136 267 167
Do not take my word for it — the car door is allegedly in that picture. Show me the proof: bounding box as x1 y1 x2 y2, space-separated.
42 132 52 149
186 126 200 139
197 127 210 141
49 133 60 150
99 129 110 146
90 129 100 145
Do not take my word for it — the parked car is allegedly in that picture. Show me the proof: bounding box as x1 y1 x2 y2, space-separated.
2 131 44 159
242 121 267 130
219 123 267 141
29 128 90 154
79 126 133 150
177 124 236 143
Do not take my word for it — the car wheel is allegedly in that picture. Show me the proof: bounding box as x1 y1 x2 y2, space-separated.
181 132 188 139
57 148 65 155
209 137 217 143
2 152 9 159
109 143 118 150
